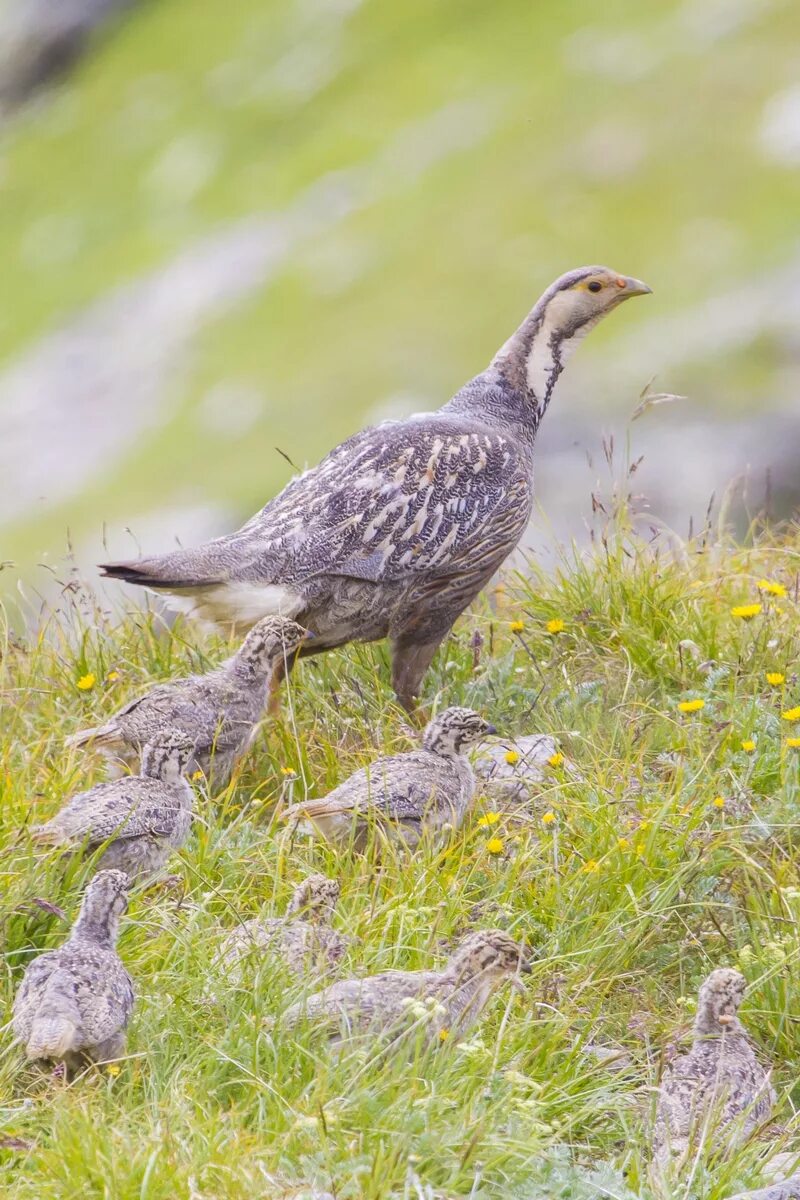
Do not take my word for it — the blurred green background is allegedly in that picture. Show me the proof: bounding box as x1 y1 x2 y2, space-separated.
1 0 799 592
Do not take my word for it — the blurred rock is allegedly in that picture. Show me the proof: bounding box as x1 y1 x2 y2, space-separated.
476 735 578 804
0 0 135 110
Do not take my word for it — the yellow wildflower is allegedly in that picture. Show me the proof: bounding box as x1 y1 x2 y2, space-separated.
678 698 705 713
548 752 564 768
542 811 556 825
76 673 95 691
786 738 800 749
766 672 785 686
713 796 725 809
477 812 501 827
486 837 504 856
583 859 600 874
191 770 204 782
438 1028 450 1042
546 618 565 635
730 603 762 619
504 750 520 765
509 620 525 633
106 670 120 683
617 837 630 850
757 579 787 598
741 740 756 753
782 708 800 722
280 766 296 776
106 1064 121 1077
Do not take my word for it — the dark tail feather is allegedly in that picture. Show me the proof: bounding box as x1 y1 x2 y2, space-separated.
99 554 220 591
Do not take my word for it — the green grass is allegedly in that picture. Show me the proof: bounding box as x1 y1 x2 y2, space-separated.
3 522 800 1198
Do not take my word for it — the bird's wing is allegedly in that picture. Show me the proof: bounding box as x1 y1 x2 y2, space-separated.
286 753 438 823
41 781 182 843
102 417 530 591
255 416 531 584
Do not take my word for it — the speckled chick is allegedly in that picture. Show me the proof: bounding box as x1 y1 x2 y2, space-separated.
100 268 650 711
653 968 775 1166
31 730 195 881
283 929 531 1046
283 708 495 848
12 870 134 1070
66 617 309 787
220 875 348 980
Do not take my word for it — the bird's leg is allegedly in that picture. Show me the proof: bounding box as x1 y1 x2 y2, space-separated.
390 635 445 716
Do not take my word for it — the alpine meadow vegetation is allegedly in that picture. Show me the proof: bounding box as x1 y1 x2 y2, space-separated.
3 517 800 1199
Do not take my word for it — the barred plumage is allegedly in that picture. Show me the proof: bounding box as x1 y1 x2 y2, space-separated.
101 267 650 708
282 708 495 849
12 870 134 1071
282 929 531 1048
32 730 195 881
653 968 775 1168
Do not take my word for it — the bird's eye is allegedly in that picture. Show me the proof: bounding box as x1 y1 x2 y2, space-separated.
587 280 602 293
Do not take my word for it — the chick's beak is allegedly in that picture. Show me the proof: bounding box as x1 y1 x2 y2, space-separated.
485 723 498 736
619 275 652 298
718 1014 733 1025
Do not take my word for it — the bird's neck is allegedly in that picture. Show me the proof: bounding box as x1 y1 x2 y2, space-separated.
493 292 597 425
693 1014 746 1041
73 908 119 949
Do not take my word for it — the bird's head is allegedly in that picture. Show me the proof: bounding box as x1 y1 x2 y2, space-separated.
447 929 533 988
141 728 196 783
422 707 497 756
494 265 651 414
287 874 341 921
695 967 746 1035
237 616 311 675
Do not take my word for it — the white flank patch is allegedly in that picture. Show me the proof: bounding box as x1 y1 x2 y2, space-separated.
157 583 304 632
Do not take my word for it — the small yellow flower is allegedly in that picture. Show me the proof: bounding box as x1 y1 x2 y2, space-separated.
504 750 520 765
786 737 800 749
730 603 762 619
546 618 565 635
548 752 564 768
583 859 600 874
438 1028 450 1042
486 837 504 856
106 670 120 683
509 620 525 633
477 812 501 827
106 1064 121 1077
713 796 725 809
757 579 787 598
782 708 800 722
76 672 96 691
741 740 756 753
678 698 705 713
766 672 785 686
617 837 630 850
191 770 204 782
542 811 556 825
280 766 296 776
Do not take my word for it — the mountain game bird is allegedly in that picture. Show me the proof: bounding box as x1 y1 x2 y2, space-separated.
101 267 650 710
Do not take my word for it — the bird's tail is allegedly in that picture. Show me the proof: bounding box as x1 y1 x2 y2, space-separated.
65 722 122 752
25 973 80 1059
98 547 223 591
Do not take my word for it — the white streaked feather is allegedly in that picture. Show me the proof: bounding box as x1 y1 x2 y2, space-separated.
152 582 304 631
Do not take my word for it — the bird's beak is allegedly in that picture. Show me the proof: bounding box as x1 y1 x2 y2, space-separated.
302 629 316 641
485 724 497 736
618 275 652 298
718 1014 733 1025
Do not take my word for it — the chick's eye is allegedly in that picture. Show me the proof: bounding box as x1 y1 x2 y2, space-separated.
587 280 602 293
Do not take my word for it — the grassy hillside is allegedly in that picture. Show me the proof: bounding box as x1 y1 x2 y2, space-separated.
3 521 800 1197
2 0 800 576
